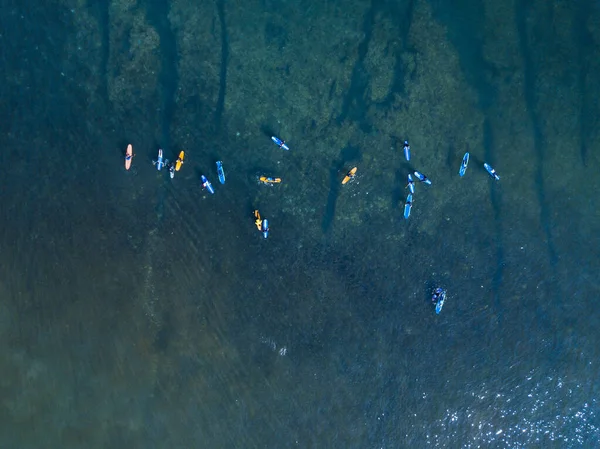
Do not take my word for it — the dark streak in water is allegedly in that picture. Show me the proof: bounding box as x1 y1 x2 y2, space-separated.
154 310 173 352
146 0 178 149
515 2 557 267
88 0 110 104
322 166 342 234
574 1 594 167
427 0 504 318
483 120 505 312
215 0 229 131
335 0 415 129
379 0 416 109
328 80 336 101
337 0 383 132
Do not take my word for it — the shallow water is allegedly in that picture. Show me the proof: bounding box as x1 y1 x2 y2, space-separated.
1 0 599 447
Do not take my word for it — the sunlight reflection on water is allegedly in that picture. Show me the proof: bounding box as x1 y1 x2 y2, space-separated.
424 370 598 447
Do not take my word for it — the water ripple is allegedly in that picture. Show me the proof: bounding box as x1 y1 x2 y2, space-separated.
422 371 598 447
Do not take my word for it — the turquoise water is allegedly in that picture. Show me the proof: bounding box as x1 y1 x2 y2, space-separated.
1 0 599 447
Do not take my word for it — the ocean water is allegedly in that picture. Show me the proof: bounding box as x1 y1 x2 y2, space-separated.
1 0 599 447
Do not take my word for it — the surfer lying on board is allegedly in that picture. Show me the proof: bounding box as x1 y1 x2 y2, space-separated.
271 136 289 151
124 144 135 170
153 149 168 171
432 288 447 314
259 176 282 185
431 288 444 303
406 174 415 194
254 210 262 230
342 167 357 185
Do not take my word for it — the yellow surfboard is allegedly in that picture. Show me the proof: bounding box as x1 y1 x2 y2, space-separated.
254 210 262 230
342 167 357 184
260 176 282 184
175 151 185 171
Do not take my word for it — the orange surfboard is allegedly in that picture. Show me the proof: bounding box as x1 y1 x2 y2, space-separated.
259 176 282 184
125 144 133 170
175 151 185 171
342 167 357 184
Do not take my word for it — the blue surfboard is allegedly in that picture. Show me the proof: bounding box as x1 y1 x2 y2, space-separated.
459 152 469 177
435 291 446 314
404 193 413 219
484 163 500 180
216 161 225 184
403 140 410 161
271 136 289 151
407 174 415 194
201 175 215 194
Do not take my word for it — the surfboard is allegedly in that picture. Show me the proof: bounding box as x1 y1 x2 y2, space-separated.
254 210 262 230
175 151 185 171
271 136 289 150
201 175 214 194
342 167 357 184
216 161 226 184
125 144 133 170
407 174 415 194
484 163 500 180
435 291 446 314
404 193 412 219
414 171 432 185
459 152 469 177
260 176 281 184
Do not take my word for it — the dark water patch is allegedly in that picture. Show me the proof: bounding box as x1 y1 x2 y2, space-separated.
0 2 107 188
215 0 229 131
1 4 74 124
88 0 110 104
229 235 420 367
428 0 497 109
107 425 138 449
391 169 406 212
259 123 276 139
483 120 504 321
574 1 595 167
154 311 173 352
327 80 336 101
265 21 287 50
145 0 178 149
515 1 557 268
377 0 417 110
336 0 384 132
337 0 417 121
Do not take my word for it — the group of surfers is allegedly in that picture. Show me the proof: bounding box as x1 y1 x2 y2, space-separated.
122 135 504 314
123 136 296 240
